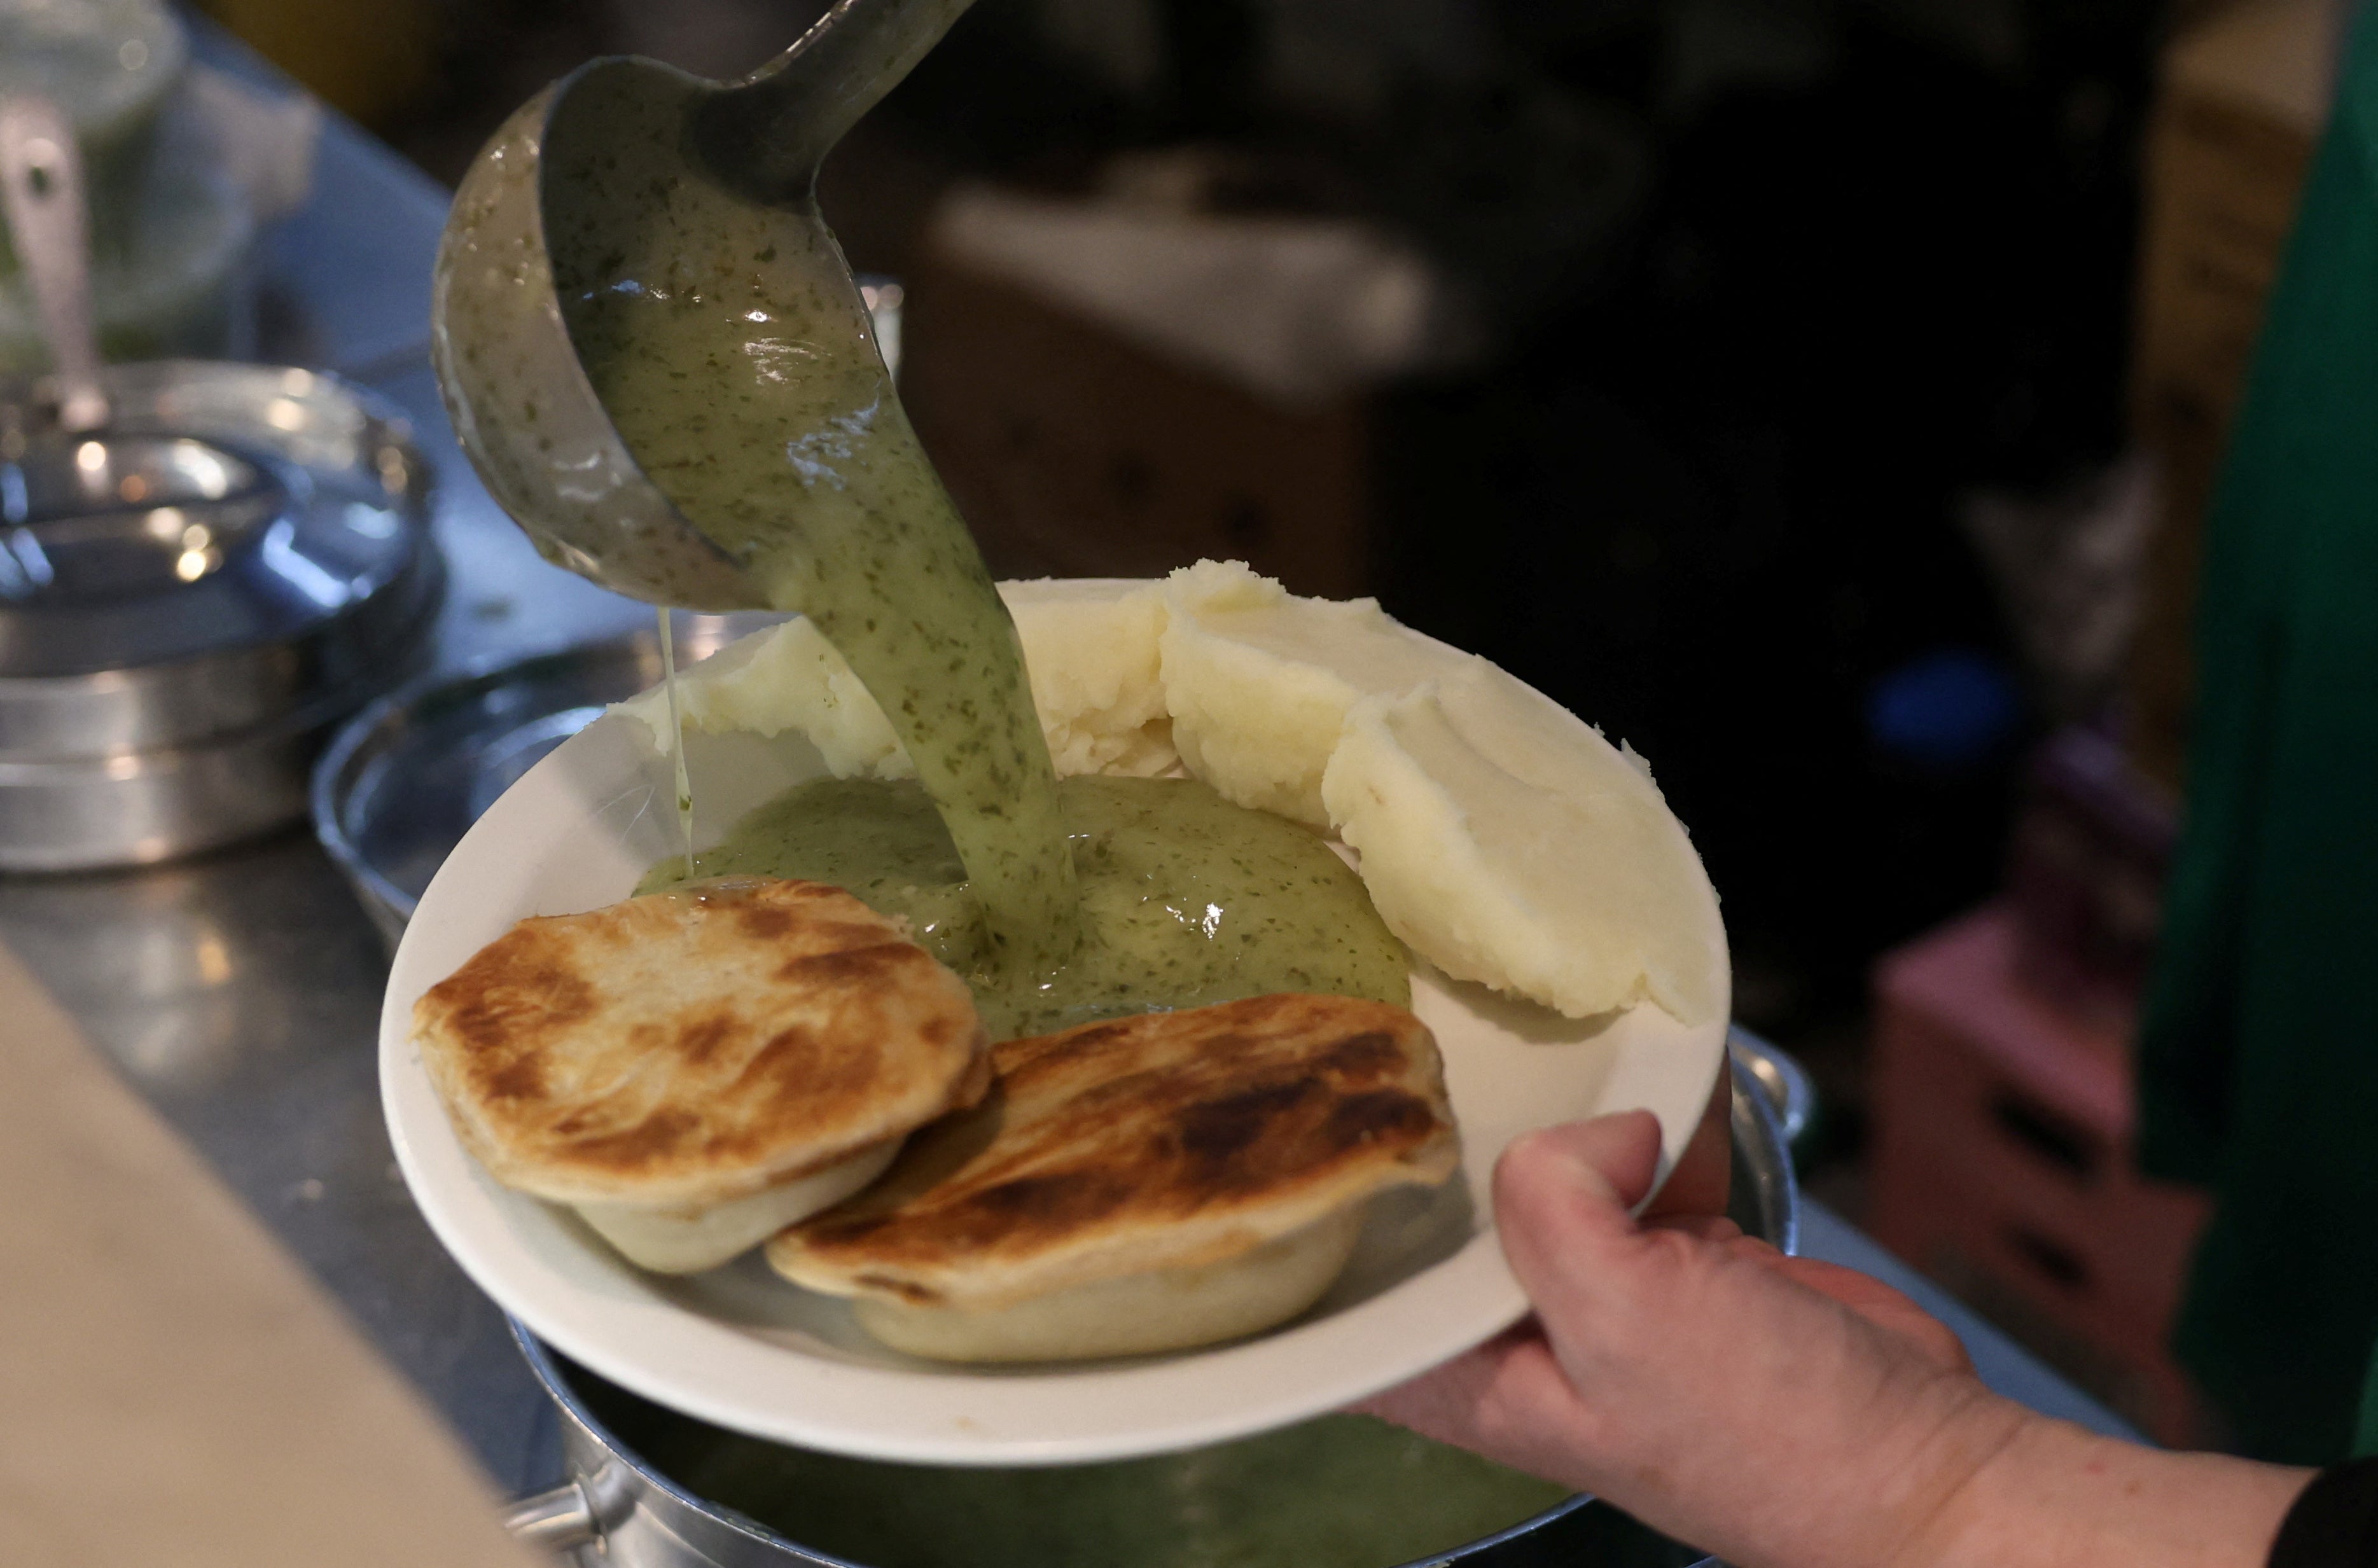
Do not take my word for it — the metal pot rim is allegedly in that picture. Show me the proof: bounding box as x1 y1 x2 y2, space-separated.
0 361 434 677
507 1319 1599 1568
0 360 440 767
512 1317 872 1568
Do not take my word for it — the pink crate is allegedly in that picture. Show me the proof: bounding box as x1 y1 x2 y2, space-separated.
1868 905 2213 1443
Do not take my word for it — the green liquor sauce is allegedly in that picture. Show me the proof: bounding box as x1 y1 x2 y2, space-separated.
639 774 1411 1041
574 1352 1575 1568
664 1415 1572 1568
552 94 1075 976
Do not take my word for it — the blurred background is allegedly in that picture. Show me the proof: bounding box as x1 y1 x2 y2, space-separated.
38 0 2340 1450
269 0 2175 1011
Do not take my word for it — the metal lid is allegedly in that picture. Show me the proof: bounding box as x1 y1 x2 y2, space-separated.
0 359 440 755
312 615 784 947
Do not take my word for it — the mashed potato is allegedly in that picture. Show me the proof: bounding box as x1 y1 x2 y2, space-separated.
998 578 1176 777
1322 664 1728 1027
1156 560 1471 826
619 579 1177 779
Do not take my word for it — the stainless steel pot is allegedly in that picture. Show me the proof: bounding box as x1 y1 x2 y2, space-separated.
0 360 440 868
498 1033 1804 1568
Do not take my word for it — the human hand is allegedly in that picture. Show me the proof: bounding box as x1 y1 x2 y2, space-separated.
1359 1107 2311 1568
1359 1107 2027 1568
1631 1065 1952 1369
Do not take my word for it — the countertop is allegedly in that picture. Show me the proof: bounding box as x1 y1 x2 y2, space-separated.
0 43 2132 1515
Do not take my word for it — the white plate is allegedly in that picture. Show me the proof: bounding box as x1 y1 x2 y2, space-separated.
380 709 1729 1466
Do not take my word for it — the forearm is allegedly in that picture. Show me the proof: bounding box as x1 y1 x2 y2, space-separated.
1405 1114 2323 1568
1910 1410 2314 1568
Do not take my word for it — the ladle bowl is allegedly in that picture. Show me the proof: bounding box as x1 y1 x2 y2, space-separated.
430 0 970 611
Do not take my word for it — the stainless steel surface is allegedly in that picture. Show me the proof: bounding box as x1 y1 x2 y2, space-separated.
0 362 436 698
504 1478 605 1553
0 361 438 674
0 709 315 870
1726 1034 1800 1256
312 615 781 945
0 21 2131 1530
1729 1026 1816 1149
428 0 959 611
0 95 108 431
0 360 438 866
0 434 278 601
504 1057 1798 1568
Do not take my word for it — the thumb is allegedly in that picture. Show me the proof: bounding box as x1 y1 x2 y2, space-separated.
1492 1110 1664 1301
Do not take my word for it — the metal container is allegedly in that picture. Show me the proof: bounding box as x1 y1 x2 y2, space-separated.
0 359 439 868
312 615 780 946
496 1039 1800 1568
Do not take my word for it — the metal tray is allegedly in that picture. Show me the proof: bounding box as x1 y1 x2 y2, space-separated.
312 615 781 946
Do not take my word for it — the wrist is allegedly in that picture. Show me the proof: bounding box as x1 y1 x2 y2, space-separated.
1858 1382 2039 1568
1894 1408 2092 1568
1907 1410 2313 1568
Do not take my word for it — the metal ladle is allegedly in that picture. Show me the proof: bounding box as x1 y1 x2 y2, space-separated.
431 0 971 611
0 95 288 611
0 95 110 434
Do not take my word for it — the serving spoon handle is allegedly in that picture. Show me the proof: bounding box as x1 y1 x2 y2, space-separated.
693 0 977 200
0 97 109 434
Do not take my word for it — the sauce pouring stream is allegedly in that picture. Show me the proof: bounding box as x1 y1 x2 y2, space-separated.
429 0 1080 974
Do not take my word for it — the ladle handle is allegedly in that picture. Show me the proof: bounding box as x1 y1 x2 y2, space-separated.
695 0 978 197
0 96 108 433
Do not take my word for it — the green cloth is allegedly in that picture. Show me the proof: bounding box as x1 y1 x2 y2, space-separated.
2137 11 2378 1466
2358 1344 2378 1458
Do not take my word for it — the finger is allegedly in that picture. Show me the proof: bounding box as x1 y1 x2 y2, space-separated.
1643 1067 1733 1221
1492 1111 1663 1311
1496 1110 1664 1214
